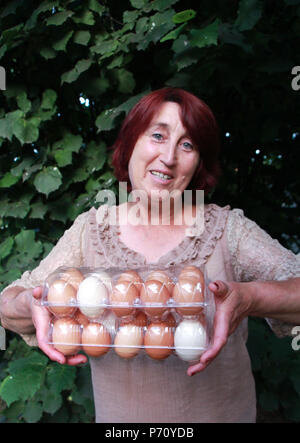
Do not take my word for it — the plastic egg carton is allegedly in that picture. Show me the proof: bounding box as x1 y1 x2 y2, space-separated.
41 265 215 363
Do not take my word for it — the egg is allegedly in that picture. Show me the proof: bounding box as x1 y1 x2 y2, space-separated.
60 268 84 290
81 322 111 357
88 270 113 292
174 319 207 362
52 317 81 356
163 312 177 328
77 275 108 318
110 279 139 317
179 266 204 282
145 270 174 293
74 309 90 327
144 322 174 360
172 277 204 316
133 310 148 328
114 323 143 358
47 279 77 317
118 270 143 292
140 280 170 317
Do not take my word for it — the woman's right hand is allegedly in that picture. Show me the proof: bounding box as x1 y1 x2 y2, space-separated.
31 287 87 366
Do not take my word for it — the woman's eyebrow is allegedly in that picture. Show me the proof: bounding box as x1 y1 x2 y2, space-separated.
149 122 169 130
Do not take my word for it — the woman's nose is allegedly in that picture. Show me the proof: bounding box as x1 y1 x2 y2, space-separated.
159 142 177 167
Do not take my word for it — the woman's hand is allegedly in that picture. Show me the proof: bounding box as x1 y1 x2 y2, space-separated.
187 280 252 376
31 287 87 366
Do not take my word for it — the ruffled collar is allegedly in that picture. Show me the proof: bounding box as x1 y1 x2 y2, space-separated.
88 203 231 268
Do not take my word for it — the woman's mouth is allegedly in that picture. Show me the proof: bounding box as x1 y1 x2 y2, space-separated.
149 170 173 183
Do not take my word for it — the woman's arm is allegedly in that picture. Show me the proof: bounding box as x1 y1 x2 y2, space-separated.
0 211 89 364
248 277 300 324
0 286 35 334
188 208 300 376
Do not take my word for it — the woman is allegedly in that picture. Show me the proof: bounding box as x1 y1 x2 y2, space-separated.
0 87 299 423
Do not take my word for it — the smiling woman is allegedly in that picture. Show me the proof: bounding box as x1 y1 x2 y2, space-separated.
110 87 221 197
0 87 299 424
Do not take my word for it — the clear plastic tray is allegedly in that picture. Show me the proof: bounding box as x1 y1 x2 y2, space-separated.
40 264 215 363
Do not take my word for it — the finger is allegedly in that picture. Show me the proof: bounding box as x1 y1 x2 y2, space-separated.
208 280 230 298
187 309 229 376
66 353 88 366
32 286 43 300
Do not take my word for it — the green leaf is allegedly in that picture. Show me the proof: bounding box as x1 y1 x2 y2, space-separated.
73 30 91 46
152 0 180 11
235 0 263 31
0 352 48 407
16 91 31 113
15 230 43 260
0 237 14 261
130 0 147 8
46 10 74 26
4 201 31 219
13 117 41 145
88 0 105 14
52 30 74 51
29 200 48 219
40 89 57 110
53 133 83 167
172 9 196 24
42 389 63 414
33 166 62 197
73 10 95 25
116 68 135 94
190 18 220 48
0 172 21 188
160 22 187 42
61 59 92 85
0 110 23 141
47 363 76 394
22 400 43 423
95 90 148 132
40 47 56 59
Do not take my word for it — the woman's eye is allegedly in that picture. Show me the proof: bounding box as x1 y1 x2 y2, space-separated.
152 133 164 141
182 141 193 150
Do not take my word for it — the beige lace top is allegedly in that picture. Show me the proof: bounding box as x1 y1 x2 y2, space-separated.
3 203 300 423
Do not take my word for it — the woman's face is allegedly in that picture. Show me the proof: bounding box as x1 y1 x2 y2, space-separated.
128 101 200 200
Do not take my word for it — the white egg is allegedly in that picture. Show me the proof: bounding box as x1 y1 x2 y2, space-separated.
88 271 113 292
77 275 108 318
174 319 207 362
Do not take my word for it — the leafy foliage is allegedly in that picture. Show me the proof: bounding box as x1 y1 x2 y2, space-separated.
0 0 299 422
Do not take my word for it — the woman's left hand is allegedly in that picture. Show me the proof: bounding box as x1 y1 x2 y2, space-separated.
187 280 253 376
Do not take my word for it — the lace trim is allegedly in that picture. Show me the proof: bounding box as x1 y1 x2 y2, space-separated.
89 203 231 268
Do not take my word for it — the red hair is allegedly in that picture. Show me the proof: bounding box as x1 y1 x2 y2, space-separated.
110 87 221 196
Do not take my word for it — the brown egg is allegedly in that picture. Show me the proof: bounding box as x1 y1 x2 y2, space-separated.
52 317 81 356
74 309 90 327
114 323 143 358
118 270 143 292
144 322 174 360
173 276 204 316
146 270 174 293
110 279 139 317
133 310 148 328
81 322 111 357
47 279 77 317
60 268 84 290
163 312 177 328
140 280 170 317
179 266 204 284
